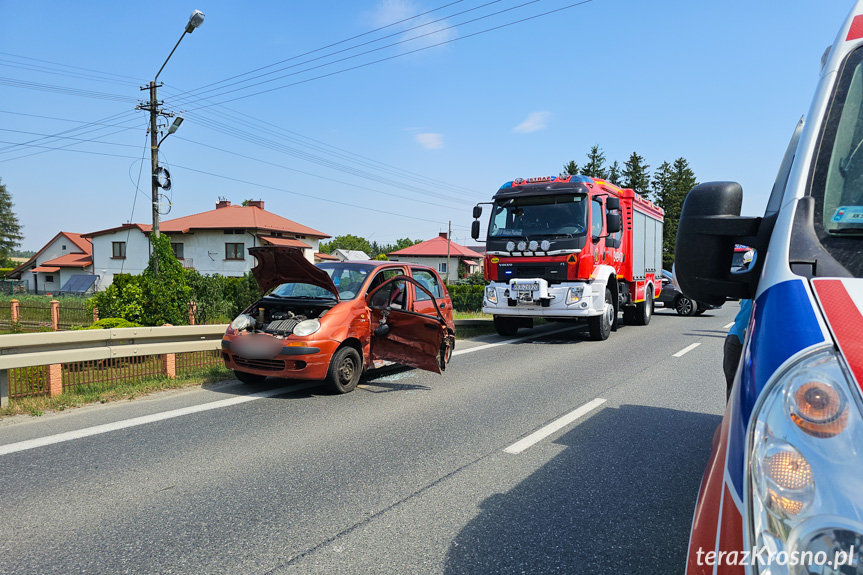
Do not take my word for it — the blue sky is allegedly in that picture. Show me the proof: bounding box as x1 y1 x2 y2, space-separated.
0 0 853 251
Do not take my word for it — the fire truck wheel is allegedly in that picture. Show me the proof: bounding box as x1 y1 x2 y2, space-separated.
588 289 613 341
634 290 653 326
493 316 520 337
675 295 697 316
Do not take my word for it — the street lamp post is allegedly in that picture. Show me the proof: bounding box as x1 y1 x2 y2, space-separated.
138 9 204 275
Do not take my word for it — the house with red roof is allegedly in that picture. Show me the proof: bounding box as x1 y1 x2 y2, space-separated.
387 233 483 282
83 200 330 290
5 232 93 294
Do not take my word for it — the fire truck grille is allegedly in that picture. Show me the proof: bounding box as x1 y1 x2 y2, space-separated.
509 262 568 279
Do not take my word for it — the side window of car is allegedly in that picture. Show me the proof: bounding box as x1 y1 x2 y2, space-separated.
368 269 406 308
411 269 442 301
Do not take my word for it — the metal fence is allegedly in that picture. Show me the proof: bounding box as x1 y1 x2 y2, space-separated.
15 301 52 332
57 302 93 330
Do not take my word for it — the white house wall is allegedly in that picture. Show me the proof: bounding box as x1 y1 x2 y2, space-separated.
92 229 320 290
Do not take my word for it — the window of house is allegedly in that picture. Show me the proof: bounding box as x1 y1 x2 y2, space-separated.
45 275 54 283
226 243 245 260
62 245 67 251
438 262 448 273
171 243 184 259
112 242 126 259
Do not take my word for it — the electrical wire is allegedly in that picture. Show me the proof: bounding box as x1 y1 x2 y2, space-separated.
0 59 142 88
0 77 139 103
122 132 152 274
171 0 468 98
0 51 145 83
184 0 593 109
172 0 506 102
0 127 142 149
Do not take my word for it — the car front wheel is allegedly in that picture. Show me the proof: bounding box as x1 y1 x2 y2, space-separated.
326 346 362 394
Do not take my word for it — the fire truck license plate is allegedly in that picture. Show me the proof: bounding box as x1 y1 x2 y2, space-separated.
514 282 539 291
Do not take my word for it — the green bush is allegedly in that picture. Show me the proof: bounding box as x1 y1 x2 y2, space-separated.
446 284 485 312
86 318 143 330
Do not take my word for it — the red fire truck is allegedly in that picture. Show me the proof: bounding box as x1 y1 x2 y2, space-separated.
470 174 664 340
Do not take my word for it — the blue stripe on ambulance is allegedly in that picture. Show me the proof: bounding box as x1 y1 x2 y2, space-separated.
725 279 825 499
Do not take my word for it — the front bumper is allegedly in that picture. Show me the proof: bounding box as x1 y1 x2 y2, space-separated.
221 335 341 381
482 280 603 317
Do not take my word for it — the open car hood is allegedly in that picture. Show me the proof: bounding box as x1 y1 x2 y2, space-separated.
249 246 339 299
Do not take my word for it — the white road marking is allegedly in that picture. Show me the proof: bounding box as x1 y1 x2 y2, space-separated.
453 325 580 357
673 343 701 357
504 398 607 454
723 322 734 329
0 383 317 457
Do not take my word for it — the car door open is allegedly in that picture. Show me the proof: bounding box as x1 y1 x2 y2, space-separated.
366 275 448 374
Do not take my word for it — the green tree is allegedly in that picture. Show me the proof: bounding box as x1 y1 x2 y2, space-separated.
140 234 192 325
561 160 579 176
607 161 622 185
319 234 373 256
622 152 652 199
653 158 698 268
0 177 24 264
581 145 609 179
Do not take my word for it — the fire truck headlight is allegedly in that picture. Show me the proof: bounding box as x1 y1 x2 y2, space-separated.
506 241 516 252
485 286 497 304
517 241 527 251
565 287 584 305
528 240 539 251
747 346 863 571
540 240 551 251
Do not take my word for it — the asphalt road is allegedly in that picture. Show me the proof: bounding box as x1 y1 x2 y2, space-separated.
0 303 735 574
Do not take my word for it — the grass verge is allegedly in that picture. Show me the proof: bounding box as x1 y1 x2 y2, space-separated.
0 365 234 418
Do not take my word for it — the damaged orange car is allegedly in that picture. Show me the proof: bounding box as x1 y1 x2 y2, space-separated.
221 246 456 393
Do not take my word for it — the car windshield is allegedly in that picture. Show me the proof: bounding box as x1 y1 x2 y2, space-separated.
810 45 863 276
318 262 375 300
488 194 587 239
270 282 338 300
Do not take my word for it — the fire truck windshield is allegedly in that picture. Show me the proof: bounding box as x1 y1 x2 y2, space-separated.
488 194 587 238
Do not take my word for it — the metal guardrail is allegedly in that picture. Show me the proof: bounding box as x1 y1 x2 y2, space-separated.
0 325 227 407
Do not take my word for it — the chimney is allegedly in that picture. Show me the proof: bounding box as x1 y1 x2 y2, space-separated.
216 200 231 209
439 232 448 239
248 200 265 209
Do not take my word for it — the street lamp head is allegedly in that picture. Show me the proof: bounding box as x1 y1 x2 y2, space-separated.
167 117 184 135
185 10 205 33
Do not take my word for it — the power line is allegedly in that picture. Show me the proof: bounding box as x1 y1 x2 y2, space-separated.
0 51 145 82
0 127 142 149
183 0 593 109
0 77 139 103
172 0 468 98
168 161 471 230
172 0 506 102
173 134 469 209
0 59 142 88
172 0 538 107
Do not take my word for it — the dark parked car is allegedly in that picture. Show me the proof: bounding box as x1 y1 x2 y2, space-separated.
656 269 721 316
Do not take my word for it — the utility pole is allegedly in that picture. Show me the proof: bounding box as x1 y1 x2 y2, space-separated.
135 9 205 276
446 220 452 284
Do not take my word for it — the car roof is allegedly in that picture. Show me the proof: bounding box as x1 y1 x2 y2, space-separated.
319 260 435 270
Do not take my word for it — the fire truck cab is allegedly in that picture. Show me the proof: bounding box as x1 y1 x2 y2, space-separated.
471 174 664 340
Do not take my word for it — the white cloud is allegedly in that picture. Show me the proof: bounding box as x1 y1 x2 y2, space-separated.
415 133 444 149
367 0 457 55
513 111 551 134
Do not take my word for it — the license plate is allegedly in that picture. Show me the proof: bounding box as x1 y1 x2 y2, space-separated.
514 283 539 291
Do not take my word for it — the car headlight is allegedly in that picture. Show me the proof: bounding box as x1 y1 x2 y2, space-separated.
230 314 255 331
292 319 321 337
747 346 863 572
566 287 584 305
485 286 498 304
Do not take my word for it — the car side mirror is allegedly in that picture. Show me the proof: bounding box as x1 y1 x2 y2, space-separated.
374 323 390 337
675 181 772 305
606 213 621 234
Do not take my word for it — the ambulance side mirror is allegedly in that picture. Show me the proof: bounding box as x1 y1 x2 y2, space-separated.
606 213 621 234
675 182 770 305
